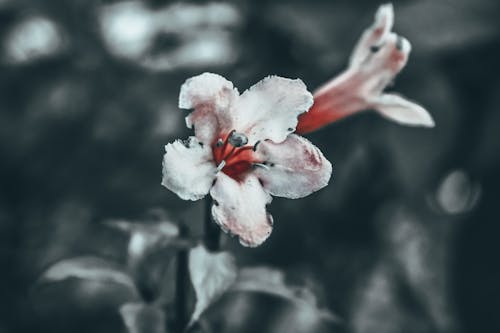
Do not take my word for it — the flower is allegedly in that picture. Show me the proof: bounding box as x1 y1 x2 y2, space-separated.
296 3 434 134
162 73 332 247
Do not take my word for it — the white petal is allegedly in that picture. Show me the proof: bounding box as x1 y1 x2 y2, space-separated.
349 3 394 68
371 93 435 127
297 4 433 133
306 33 413 134
162 137 216 201
253 134 332 199
210 173 273 247
180 72 238 143
344 4 410 97
179 72 237 110
234 76 313 145
358 33 411 95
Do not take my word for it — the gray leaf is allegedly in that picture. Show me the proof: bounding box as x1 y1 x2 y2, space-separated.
39 256 138 294
188 245 237 326
231 266 338 322
120 302 167 333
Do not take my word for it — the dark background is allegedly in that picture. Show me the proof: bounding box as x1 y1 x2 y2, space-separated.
1 0 499 332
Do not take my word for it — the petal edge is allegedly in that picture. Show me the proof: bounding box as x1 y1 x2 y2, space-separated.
234 76 313 144
371 93 435 127
210 173 273 247
254 134 333 199
162 137 216 201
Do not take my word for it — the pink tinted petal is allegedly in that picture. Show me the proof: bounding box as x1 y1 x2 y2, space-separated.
162 137 216 201
210 173 273 247
253 134 332 199
180 72 238 144
349 3 394 68
234 76 313 145
370 93 435 127
185 108 220 145
296 5 431 134
359 33 410 94
296 71 367 134
311 33 410 115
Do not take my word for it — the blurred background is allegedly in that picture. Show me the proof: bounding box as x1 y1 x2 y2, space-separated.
1 0 499 332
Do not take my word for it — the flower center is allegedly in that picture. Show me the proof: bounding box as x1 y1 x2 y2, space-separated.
212 131 261 180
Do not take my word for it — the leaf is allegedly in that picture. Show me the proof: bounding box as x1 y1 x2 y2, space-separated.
33 256 141 331
188 245 237 326
105 217 179 237
105 215 192 303
231 266 339 322
104 216 190 264
40 256 137 293
120 302 167 333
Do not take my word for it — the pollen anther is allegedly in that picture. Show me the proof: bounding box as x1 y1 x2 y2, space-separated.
253 163 270 170
216 160 226 172
253 140 261 151
228 131 248 147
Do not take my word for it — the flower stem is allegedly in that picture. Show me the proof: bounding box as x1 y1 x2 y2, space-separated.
204 197 220 251
175 224 189 332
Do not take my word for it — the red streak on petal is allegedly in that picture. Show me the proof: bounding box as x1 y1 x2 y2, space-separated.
222 161 253 181
212 131 232 163
212 137 260 180
296 93 357 134
296 72 367 134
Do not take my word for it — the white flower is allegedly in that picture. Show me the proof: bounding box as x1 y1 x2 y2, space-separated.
296 3 434 134
162 73 332 247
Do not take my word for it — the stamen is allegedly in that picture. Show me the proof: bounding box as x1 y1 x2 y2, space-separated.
228 131 248 147
229 145 253 160
371 41 385 53
253 140 261 152
370 45 380 53
216 160 226 172
212 130 258 178
224 146 237 161
220 130 234 153
253 163 270 170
